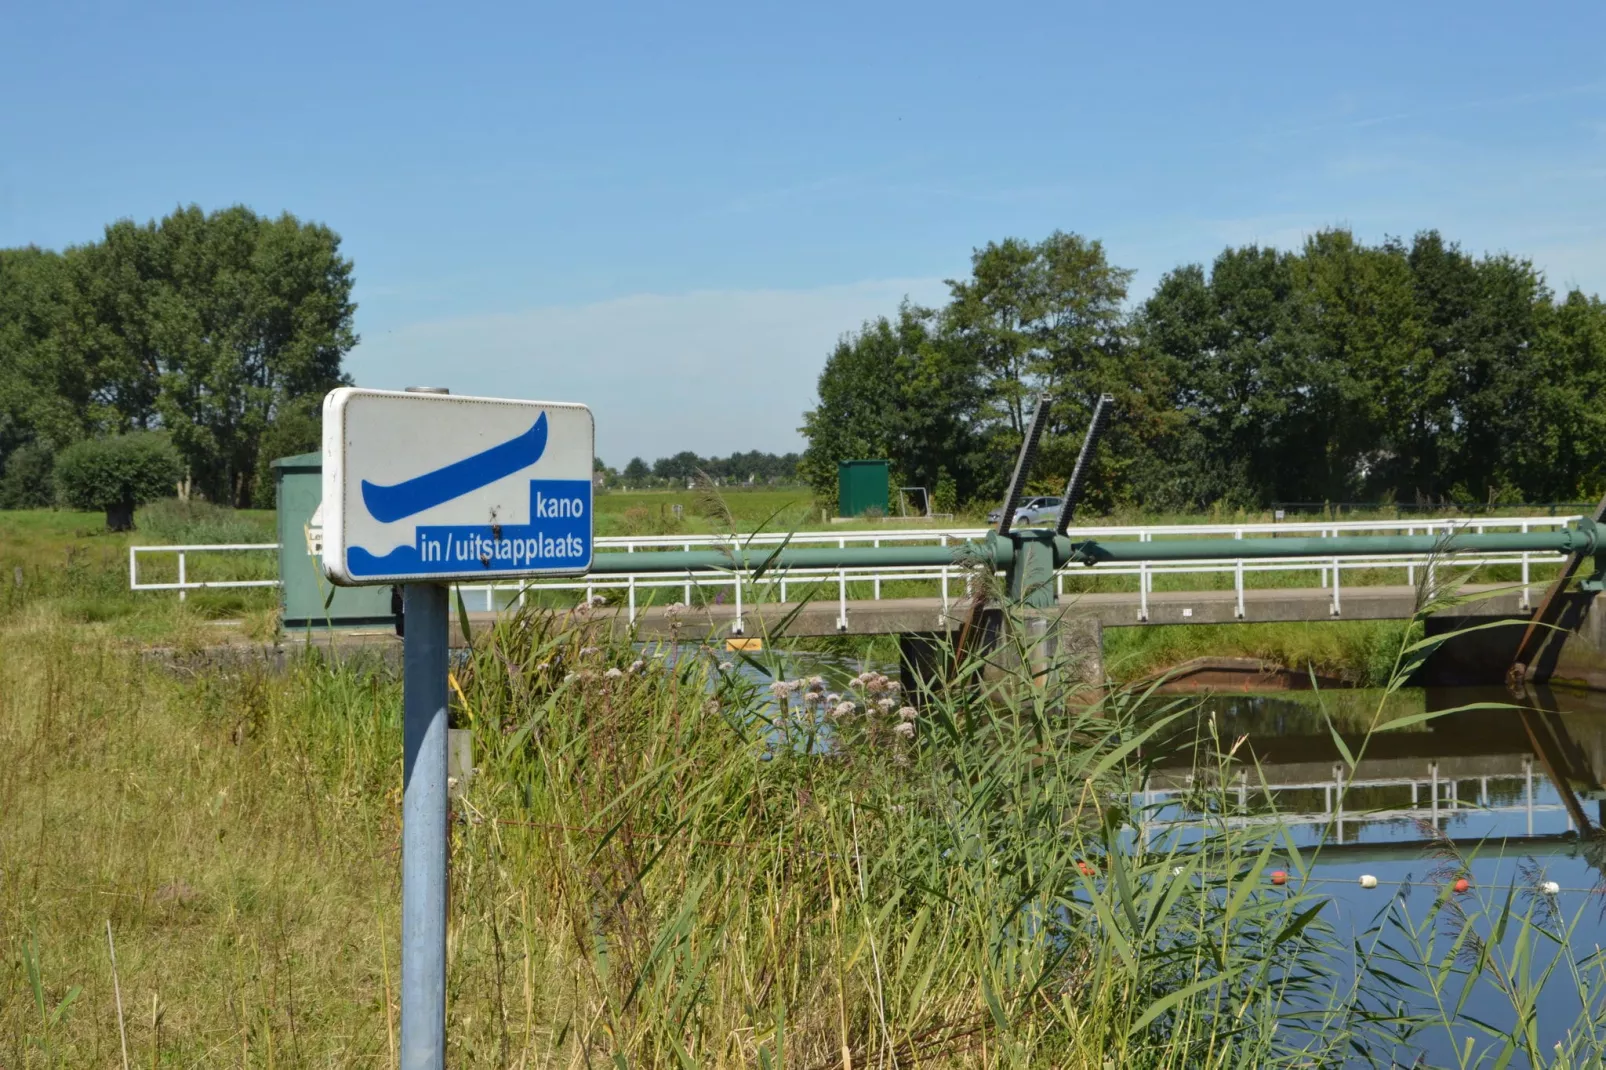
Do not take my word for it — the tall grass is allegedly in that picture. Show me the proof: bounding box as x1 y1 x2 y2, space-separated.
5 559 1606 1065
134 499 276 545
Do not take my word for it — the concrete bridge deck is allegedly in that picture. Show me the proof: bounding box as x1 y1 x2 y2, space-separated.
483 583 1530 640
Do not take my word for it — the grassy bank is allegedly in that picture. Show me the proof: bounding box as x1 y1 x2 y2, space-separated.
8 602 1606 1066
1103 619 1419 685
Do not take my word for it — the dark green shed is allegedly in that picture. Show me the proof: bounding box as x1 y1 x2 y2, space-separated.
837 460 890 518
272 452 396 629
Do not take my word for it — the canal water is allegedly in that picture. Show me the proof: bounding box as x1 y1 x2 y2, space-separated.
724 643 1606 1057
1141 684 1606 1061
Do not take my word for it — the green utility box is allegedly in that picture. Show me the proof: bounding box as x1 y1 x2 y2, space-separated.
837 460 890 517
272 452 396 630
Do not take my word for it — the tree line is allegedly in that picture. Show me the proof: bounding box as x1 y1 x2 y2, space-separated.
801 229 1606 513
0 204 355 509
608 450 801 489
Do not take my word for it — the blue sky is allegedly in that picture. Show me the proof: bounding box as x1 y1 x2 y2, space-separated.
5 1 1604 463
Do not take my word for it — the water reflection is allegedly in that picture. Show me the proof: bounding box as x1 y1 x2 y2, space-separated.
1143 684 1606 1058
1141 686 1606 854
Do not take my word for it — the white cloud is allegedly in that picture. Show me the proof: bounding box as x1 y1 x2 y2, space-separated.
346 277 948 465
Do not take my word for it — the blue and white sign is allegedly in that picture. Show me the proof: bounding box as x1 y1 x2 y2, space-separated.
320 388 595 585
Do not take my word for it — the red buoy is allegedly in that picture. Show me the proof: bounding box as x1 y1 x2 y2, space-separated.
1270 870 1288 886
1077 860 1096 876
1453 878 1470 894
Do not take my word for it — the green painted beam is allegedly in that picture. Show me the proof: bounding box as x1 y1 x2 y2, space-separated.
579 522 1599 576
583 543 991 574
1060 525 1600 566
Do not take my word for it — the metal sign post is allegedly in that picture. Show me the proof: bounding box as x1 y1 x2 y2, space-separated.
398 386 450 1070
320 385 595 1069
401 580 449 1068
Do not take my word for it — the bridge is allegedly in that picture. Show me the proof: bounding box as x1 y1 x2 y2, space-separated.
130 393 1606 690
131 511 1606 686
132 514 1582 636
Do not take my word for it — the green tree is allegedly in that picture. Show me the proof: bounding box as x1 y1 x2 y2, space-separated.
1514 287 1606 500
653 451 704 484
143 206 355 506
799 303 984 510
1 205 356 509
943 232 1176 509
945 231 1134 437
622 457 651 486
0 247 82 462
53 431 182 530
0 442 57 508
250 396 323 507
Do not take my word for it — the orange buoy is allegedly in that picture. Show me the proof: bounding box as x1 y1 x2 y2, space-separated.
1454 877 1470 894
1077 860 1096 876
1270 870 1288 886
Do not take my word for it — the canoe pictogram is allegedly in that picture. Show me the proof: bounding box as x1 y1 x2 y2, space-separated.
360 414 549 523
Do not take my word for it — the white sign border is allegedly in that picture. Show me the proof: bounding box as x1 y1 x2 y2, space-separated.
321 387 595 586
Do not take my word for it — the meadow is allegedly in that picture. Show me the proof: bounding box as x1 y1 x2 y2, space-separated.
8 585 1606 1066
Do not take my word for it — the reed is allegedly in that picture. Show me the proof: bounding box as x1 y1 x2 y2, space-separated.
3 571 1605 1065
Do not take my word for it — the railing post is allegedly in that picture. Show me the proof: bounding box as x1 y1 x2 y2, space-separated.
178 552 187 603
1524 755 1534 835
873 539 881 599
628 576 636 624
1138 532 1151 622
837 569 848 632
683 543 692 604
1139 561 1149 622
733 576 744 636
1333 763 1344 845
1232 529 1244 618
1330 558 1341 616
1521 521 1531 609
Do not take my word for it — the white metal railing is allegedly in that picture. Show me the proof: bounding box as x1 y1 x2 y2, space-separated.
128 515 1580 626
1140 757 1567 843
128 543 280 602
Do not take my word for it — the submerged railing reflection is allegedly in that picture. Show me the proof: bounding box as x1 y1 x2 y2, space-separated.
1136 685 1606 854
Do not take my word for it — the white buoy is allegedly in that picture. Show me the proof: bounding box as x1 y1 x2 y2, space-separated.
1359 874 1379 889
1541 881 1561 895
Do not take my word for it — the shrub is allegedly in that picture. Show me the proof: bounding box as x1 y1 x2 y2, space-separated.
53 432 183 531
0 441 57 508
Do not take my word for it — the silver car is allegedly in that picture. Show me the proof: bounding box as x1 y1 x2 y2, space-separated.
987 496 1063 526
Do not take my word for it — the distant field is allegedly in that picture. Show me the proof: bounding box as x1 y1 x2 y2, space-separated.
0 506 280 641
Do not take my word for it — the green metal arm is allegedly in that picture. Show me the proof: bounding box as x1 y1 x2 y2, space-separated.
1058 523 1600 567
582 543 992 574
579 521 1599 577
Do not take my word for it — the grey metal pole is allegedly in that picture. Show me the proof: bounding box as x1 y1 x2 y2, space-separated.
401 384 452 1070
402 581 450 1069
